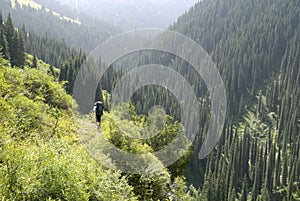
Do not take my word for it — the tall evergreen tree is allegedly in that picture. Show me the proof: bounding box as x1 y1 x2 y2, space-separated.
5 13 14 47
16 32 25 67
9 31 19 67
0 11 3 26
32 54 37 68
0 27 9 60
240 175 248 201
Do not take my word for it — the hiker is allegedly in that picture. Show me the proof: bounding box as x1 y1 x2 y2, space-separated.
93 101 103 127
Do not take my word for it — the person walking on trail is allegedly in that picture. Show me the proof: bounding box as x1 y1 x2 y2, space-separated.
93 101 103 127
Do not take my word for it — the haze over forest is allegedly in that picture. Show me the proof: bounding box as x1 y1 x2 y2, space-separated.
58 0 198 29
0 0 299 200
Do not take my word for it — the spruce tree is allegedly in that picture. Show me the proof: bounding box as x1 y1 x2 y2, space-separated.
274 144 281 188
9 31 18 66
228 187 236 201
240 175 248 201
5 13 14 47
32 54 37 68
0 28 9 60
17 32 25 66
0 12 2 26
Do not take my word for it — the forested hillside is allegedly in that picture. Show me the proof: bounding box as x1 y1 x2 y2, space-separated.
0 0 299 200
0 12 198 200
0 32 198 200
89 0 299 200
169 0 300 200
0 0 120 51
0 13 25 67
0 12 86 94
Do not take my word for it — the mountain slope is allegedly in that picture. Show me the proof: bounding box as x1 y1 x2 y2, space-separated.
166 0 299 199
58 0 197 30
0 54 198 200
0 15 198 200
171 0 299 120
0 0 120 51
0 56 141 200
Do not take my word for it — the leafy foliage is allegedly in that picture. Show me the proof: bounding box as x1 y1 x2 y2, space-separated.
97 105 197 200
91 0 299 200
0 60 138 201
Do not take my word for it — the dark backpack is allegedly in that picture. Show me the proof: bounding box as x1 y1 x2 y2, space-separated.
95 101 103 115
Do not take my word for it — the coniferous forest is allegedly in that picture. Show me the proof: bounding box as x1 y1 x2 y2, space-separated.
0 0 299 200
